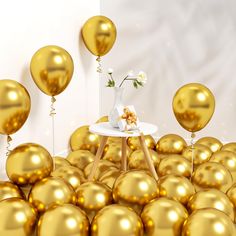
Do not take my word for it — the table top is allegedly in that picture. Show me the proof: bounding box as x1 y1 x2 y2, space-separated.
89 122 157 137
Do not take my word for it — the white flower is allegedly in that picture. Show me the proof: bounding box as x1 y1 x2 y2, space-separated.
108 68 113 74
127 70 134 77
137 71 147 84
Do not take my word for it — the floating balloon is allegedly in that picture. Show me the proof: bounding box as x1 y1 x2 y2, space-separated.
91 205 143 236
0 181 24 201
37 204 89 236
172 83 215 132
53 156 71 170
127 135 156 151
196 136 222 153
70 125 99 154
222 142 236 153
30 45 74 96
158 174 195 205
187 189 234 222
67 150 94 170
76 182 112 221
157 155 191 178
6 143 53 185
192 162 233 193
0 198 37 236
0 79 31 135
29 177 76 213
141 198 188 236
182 208 236 236
113 170 159 214
156 134 187 154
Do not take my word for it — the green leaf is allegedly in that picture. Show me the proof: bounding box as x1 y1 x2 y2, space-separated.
133 81 138 88
136 81 143 86
106 79 115 87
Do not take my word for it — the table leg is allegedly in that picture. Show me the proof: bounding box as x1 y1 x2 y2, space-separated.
88 136 108 181
138 134 158 180
121 137 127 171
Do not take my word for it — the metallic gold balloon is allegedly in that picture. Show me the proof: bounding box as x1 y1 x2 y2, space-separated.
51 166 83 190
0 198 37 236
0 181 24 201
67 150 94 170
141 197 188 236
196 136 222 153
82 16 117 57
6 143 53 185
0 80 31 135
30 45 74 96
53 156 71 170
192 162 233 193
96 116 108 123
84 160 118 180
113 170 159 214
227 183 236 208
210 150 236 182
157 155 191 178
29 177 76 213
128 149 161 170
127 135 156 151
222 142 236 153
156 134 187 154
91 204 143 236
37 204 89 236
172 83 215 132
182 208 236 236
182 144 212 166
187 189 234 221
70 125 99 154
98 169 121 189
158 174 195 205
76 182 112 221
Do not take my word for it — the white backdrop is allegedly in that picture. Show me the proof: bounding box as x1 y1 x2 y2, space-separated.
0 0 100 178
100 0 236 142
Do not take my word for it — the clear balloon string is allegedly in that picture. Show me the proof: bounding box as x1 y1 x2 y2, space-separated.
6 135 12 157
96 56 102 73
190 132 196 177
50 96 56 157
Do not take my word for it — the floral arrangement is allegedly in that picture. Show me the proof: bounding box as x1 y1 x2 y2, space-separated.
106 69 147 88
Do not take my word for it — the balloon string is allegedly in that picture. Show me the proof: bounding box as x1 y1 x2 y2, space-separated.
190 132 196 177
96 56 102 73
6 135 12 157
50 96 56 157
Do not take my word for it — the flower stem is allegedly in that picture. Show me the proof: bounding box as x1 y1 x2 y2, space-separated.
119 76 137 87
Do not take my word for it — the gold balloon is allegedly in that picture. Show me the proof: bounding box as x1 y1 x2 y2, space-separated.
113 170 159 214
0 198 37 236
51 166 83 190
70 125 99 154
210 150 236 182
0 80 31 135
196 136 222 153
227 183 236 208
0 181 24 201
158 174 195 205
29 177 76 213
96 116 108 123
82 16 117 57
182 144 212 166
157 155 191 178
6 143 53 185
156 134 187 154
182 208 236 236
37 204 89 236
84 160 118 180
192 162 233 193
30 45 74 96
141 197 188 236
98 169 121 189
172 83 215 132
67 150 94 170
53 156 71 170
222 142 236 153
76 182 112 221
187 189 234 221
127 135 156 151
91 204 143 236
128 149 161 170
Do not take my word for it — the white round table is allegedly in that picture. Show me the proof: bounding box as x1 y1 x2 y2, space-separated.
88 122 158 181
